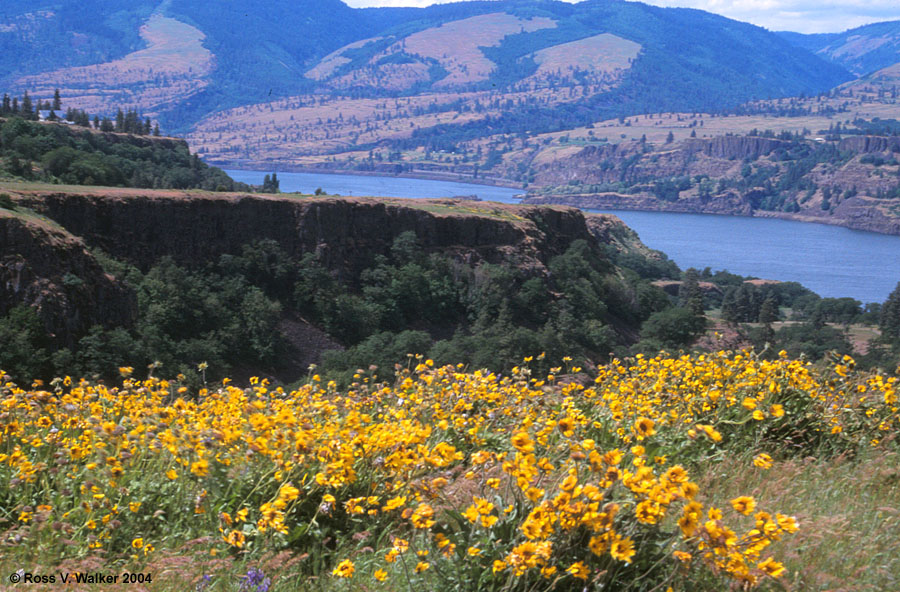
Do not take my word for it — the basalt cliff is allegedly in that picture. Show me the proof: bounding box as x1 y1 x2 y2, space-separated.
522 134 900 236
0 185 643 346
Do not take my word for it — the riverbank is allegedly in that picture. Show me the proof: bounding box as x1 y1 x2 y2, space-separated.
521 193 900 238
219 164 900 238
212 161 524 191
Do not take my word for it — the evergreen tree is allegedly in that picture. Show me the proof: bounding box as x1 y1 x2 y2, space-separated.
758 294 778 344
758 294 778 325
52 89 62 111
115 108 124 132
721 287 739 323
809 304 826 330
679 268 704 318
880 281 900 344
261 173 280 193
21 92 33 119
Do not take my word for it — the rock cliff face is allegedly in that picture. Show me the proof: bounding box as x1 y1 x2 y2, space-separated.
1 187 643 351
682 136 789 160
0 211 135 345
532 136 786 188
14 192 595 284
838 135 900 153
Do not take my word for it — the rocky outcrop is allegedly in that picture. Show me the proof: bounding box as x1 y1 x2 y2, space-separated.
523 132 900 236
682 136 788 160
530 136 788 189
838 135 900 154
11 190 600 286
0 211 135 345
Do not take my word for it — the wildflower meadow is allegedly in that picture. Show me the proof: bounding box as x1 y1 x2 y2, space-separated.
1 350 898 590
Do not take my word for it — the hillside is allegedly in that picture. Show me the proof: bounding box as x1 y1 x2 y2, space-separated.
520 132 900 236
5 0 850 141
0 0 156 81
0 115 242 191
780 20 900 76
14 13 213 119
187 0 851 161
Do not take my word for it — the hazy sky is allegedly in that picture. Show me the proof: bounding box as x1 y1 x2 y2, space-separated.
342 0 900 34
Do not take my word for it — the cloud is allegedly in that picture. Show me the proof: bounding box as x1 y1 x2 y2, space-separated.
341 0 900 33
641 0 900 32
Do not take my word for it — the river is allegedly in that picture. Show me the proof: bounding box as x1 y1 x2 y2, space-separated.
225 169 900 304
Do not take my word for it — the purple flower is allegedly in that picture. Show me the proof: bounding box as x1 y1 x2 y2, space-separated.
239 568 271 592
195 574 212 592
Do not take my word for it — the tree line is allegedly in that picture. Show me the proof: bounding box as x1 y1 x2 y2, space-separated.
1 89 160 136
0 114 244 191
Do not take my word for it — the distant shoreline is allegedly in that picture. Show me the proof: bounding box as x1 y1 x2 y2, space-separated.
213 161 900 238
213 162 524 192
522 194 900 238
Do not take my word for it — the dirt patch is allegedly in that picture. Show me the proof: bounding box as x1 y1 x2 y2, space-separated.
528 33 640 85
306 36 385 80
401 13 556 88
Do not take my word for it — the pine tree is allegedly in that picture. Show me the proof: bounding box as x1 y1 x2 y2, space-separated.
679 268 704 318
21 92 33 119
52 89 62 111
880 281 900 344
261 173 280 193
758 295 777 345
721 287 738 323
758 295 778 325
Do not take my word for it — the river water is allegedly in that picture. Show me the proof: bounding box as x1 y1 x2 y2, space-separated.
225 169 900 304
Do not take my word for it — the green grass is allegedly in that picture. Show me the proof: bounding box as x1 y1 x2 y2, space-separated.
696 447 900 591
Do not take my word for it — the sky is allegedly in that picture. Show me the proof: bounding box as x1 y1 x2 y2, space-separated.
341 0 900 34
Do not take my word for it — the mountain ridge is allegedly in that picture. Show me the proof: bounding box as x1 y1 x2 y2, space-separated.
4 0 852 138
778 19 900 76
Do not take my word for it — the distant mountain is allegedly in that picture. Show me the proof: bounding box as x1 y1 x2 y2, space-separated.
306 1 850 102
4 0 852 143
0 0 155 80
779 20 900 76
